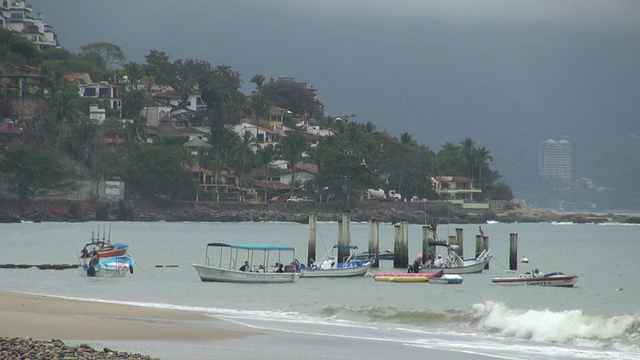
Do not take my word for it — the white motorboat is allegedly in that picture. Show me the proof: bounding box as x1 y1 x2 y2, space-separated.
192 242 300 283
299 245 373 278
422 240 492 274
492 271 578 287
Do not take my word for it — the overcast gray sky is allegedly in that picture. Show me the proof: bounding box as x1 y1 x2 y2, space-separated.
28 1 640 195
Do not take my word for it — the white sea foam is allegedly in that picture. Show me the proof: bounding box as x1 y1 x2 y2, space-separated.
472 301 640 352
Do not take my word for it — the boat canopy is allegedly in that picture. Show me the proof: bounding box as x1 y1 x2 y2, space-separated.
206 242 295 251
428 240 450 248
114 243 128 249
331 244 358 250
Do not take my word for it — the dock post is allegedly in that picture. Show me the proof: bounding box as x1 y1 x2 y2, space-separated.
421 225 428 266
475 235 483 259
368 218 380 268
425 225 436 265
338 210 351 263
401 220 409 269
509 233 518 271
393 222 403 268
483 235 490 269
454 227 464 259
308 213 317 266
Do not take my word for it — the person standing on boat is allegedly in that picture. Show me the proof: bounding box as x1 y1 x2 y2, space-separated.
433 254 444 268
533 268 544 277
276 263 284 273
410 253 423 273
239 261 250 271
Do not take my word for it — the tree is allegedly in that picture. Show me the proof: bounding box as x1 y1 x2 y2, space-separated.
248 92 272 125
278 132 308 197
78 42 126 70
123 145 197 201
42 73 82 150
255 144 279 202
122 61 144 90
123 115 148 145
260 80 323 119
231 131 257 200
0 145 75 203
250 74 265 90
66 119 100 163
0 29 27 63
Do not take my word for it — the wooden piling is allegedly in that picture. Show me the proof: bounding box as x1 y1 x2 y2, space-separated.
392 222 404 268
483 235 490 269
402 219 409 268
368 218 380 268
308 213 317 266
475 235 483 259
454 228 464 258
425 225 436 265
509 233 518 271
338 210 351 262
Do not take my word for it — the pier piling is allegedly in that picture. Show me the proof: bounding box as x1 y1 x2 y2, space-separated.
308 213 317 266
509 233 518 271
368 218 380 268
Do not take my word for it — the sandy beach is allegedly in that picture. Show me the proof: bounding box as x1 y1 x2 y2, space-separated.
0 291 257 342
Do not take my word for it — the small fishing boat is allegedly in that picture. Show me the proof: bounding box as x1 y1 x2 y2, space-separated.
299 245 373 278
492 271 578 287
192 242 300 283
80 255 135 277
422 240 492 274
78 236 135 277
373 270 444 283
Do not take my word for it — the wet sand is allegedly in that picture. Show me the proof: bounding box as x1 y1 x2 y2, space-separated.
0 291 257 342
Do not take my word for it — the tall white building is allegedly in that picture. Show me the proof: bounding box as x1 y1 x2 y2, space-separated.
1 0 58 50
538 139 572 182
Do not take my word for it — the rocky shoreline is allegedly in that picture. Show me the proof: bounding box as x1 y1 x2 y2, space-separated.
2 199 639 225
0 337 158 360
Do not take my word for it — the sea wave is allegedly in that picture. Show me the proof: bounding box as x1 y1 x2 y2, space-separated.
470 301 640 352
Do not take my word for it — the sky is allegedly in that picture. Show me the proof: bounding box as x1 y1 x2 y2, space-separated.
27 1 640 200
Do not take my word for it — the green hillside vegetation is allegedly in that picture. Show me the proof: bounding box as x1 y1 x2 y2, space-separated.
0 32 513 205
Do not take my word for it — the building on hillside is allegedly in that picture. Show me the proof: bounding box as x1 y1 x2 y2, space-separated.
153 89 207 115
276 163 317 188
1 0 58 50
538 139 572 183
431 176 488 210
63 72 122 118
142 106 172 127
0 63 42 97
233 123 285 151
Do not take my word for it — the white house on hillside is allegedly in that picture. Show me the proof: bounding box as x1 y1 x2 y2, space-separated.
1 0 58 50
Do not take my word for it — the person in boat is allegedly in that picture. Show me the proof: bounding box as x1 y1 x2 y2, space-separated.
433 254 444 268
257 265 266 273
533 268 544 277
239 261 250 272
409 253 423 273
276 263 284 273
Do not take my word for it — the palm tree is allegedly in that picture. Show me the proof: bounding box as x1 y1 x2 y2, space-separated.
123 62 144 90
249 93 272 125
250 74 266 90
279 132 308 197
232 131 257 200
255 144 279 202
123 115 148 145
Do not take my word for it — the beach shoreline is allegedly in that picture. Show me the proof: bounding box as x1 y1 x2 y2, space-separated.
0 290 260 358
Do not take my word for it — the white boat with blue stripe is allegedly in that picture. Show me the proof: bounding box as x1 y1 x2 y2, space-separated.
192 242 300 283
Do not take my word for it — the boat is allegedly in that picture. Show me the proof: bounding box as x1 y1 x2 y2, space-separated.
492 271 578 287
78 237 135 277
192 242 300 283
353 249 394 261
299 245 373 278
80 255 135 277
79 240 129 259
373 270 444 283
428 274 463 285
422 240 492 274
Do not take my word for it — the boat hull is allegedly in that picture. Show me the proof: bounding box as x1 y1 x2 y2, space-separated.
428 274 463 284
80 256 134 278
423 258 490 274
192 264 299 283
373 270 444 283
300 262 371 278
492 274 578 287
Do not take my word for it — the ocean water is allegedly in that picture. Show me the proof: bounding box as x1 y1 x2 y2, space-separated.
1 220 639 359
